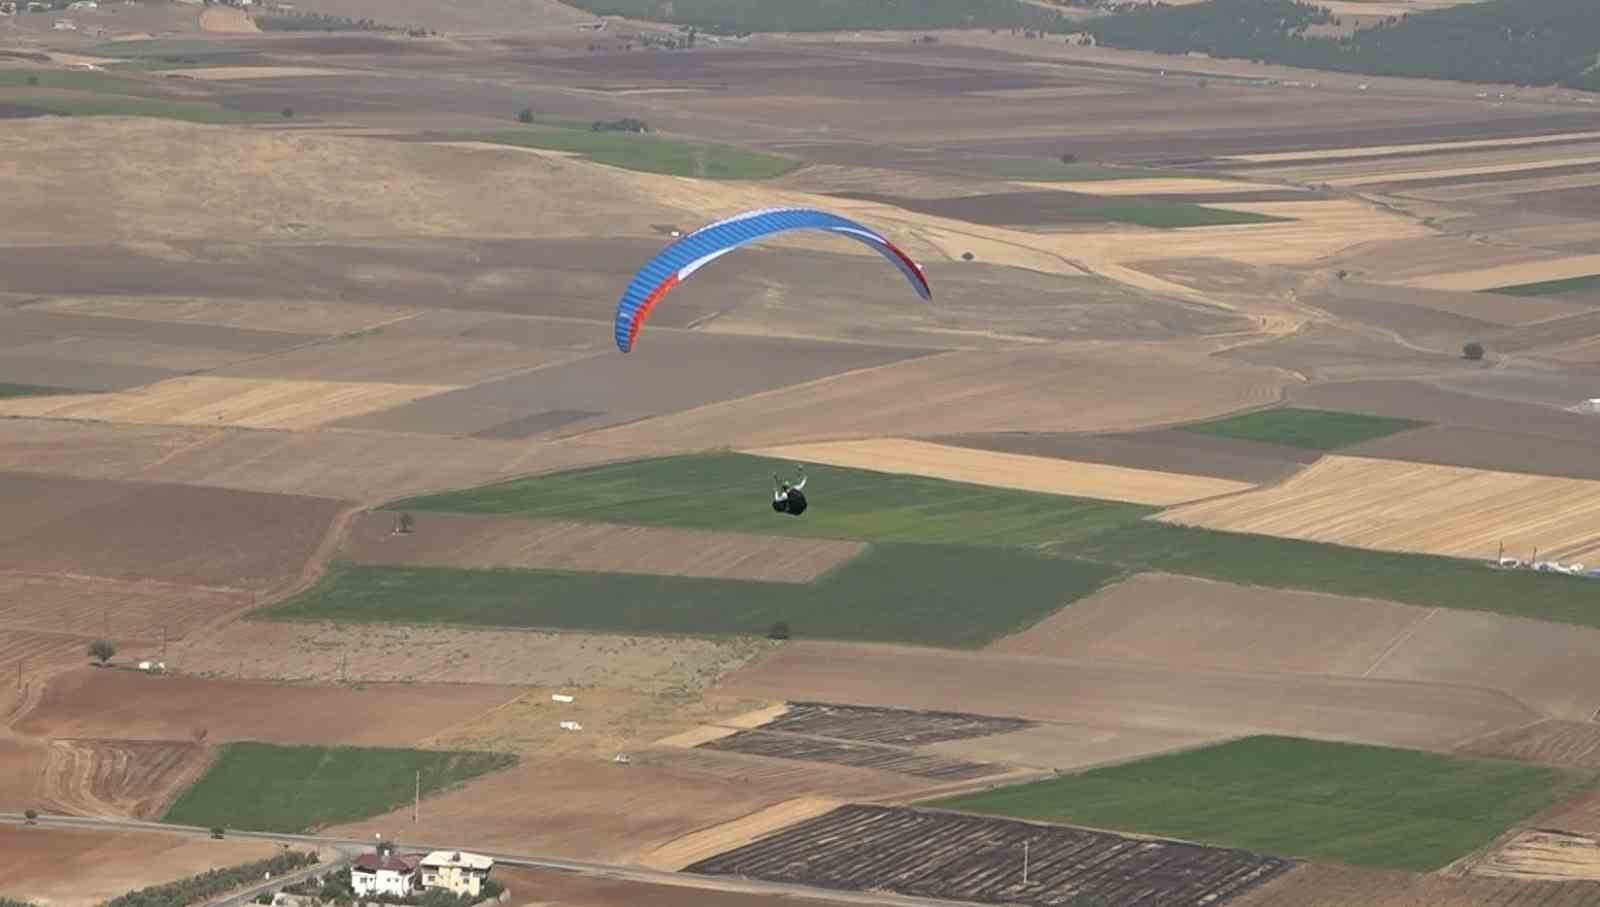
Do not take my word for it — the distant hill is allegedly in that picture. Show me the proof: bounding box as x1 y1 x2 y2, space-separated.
561 0 1069 34
1082 0 1600 90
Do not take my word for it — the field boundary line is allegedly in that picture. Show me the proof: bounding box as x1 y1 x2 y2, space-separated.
1447 717 1554 756
1361 607 1438 678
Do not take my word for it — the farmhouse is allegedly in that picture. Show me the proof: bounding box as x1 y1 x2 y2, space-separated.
419 851 495 897
351 846 420 899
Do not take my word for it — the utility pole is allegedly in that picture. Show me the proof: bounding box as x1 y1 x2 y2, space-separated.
1023 840 1029 886
161 624 168 660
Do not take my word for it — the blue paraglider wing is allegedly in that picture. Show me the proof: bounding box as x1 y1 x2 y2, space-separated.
613 207 931 352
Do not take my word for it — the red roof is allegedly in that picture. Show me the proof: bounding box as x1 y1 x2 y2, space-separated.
354 853 420 873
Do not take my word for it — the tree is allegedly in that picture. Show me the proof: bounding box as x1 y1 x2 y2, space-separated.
397 512 415 534
194 727 208 744
88 640 115 665
26 75 39 87
1463 341 1485 361
280 107 294 119
23 808 37 825
1059 152 1077 164
517 107 534 124
211 826 226 839
767 621 790 640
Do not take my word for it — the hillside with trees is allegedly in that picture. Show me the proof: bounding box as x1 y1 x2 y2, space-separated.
1082 0 1600 90
562 0 1068 34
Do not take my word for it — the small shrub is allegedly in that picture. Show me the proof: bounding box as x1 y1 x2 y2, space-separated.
1059 152 1077 164
961 251 975 261
254 894 274 905
1463 341 1485 361
517 107 534 124
27 75 39 86
88 639 115 665
211 825 225 839
767 620 790 640
280 107 294 119
23 808 37 824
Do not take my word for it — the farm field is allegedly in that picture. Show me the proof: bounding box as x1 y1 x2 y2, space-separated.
934 428 1318 485
260 544 1120 649
338 511 865 583
1177 407 1426 450
1487 273 1600 297
0 472 344 592
0 574 252 642
931 736 1595 871
171 621 768 689
1461 721 1600 771
745 438 1256 505
1069 523 1600 624
685 803 1293 907
1234 862 1600 907
0 825 284 907
163 742 515 833
489 865 856 907
39 739 207 820
463 127 799 179
13 668 525 746
328 748 932 865
387 452 1153 547
715 641 1538 751
1156 455 1600 562
699 730 1008 782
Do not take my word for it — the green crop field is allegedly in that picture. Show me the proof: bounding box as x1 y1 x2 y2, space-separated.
1 95 263 123
0 383 79 398
387 453 1152 547
163 743 515 833
1069 522 1600 626
1177 406 1425 449
0 69 170 97
930 735 1594 871
1486 273 1600 297
259 544 1119 649
467 128 798 179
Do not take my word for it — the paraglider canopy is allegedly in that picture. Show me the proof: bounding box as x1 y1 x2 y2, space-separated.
612 207 931 352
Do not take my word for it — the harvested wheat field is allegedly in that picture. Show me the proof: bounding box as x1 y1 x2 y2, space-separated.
0 377 459 430
744 439 1253 505
198 6 258 32
635 797 844 871
1463 829 1600 882
1461 721 1600 771
991 573 1428 676
0 737 50 811
0 119 689 245
327 748 928 865
175 621 770 689
0 574 253 642
40 739 207 819
1024 178 1290 196
587 347 1286 450
28 297 420 336
1398 253 1600 292
0 825 285 907
214 334 582 388
0 631 97 683
14 668 523 746
339 512 864 583
1233 861 1600 907
0 417 636 502
1224 131 1600 165
1156 455 1600 562
715 642 1537 751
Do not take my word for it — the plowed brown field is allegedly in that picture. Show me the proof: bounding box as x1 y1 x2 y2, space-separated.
40 739 207 819
714 642 1537 751
328 748 928 865
586 347 1286 449
0 825 283 907
1234 862 1600 907
1461 720 1600 770
0 573 251 642
1156 455 1600 562
31 297 419 336
339 512 864 583
990 573 1427 676
490 865 852 907
14 668 524 746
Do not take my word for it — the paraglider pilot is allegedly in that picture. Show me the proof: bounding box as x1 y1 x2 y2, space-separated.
772 465 808 516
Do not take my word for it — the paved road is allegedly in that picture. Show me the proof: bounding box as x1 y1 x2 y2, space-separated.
1 813 983 907
211 855 348 907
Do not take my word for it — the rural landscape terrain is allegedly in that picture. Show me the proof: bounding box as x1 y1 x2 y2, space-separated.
5 0 1600 904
